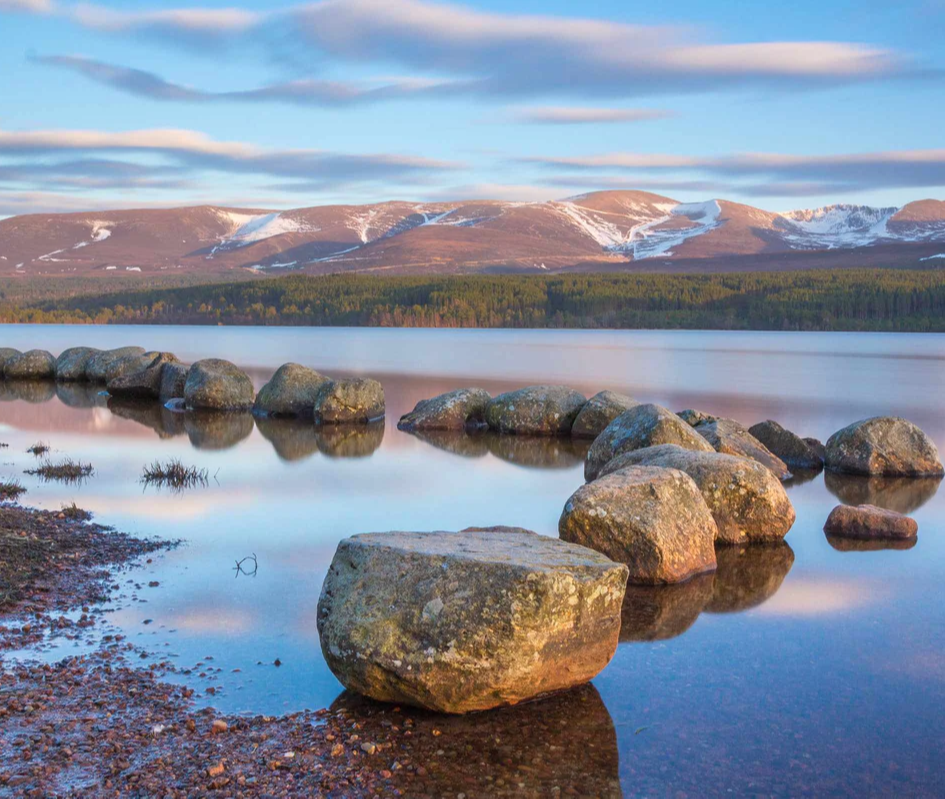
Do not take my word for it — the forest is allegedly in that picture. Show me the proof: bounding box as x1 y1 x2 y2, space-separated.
1 269 945 331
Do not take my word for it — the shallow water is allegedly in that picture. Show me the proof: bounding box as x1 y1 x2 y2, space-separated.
1 325 944 796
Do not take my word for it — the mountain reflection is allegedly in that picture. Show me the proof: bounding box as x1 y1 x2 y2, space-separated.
825 472 941 514
331 683 621 798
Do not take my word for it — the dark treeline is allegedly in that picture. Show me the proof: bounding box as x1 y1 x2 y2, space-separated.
2 269 945 331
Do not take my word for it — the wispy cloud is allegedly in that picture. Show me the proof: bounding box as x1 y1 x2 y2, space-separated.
0 0 53 12
508 106 673 125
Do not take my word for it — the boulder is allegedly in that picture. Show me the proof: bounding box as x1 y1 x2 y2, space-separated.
0 348 20 373
184 358 255 411
313 377 385 424
107 352 178 399
620 574 714 642
398 388 492 431
253 363 331 417
825 416 944 477
158 361 189 402
823 504 918 541
105 350 162 384
694 417 791 479
485 385 586 436
706 542 795 613
597 444 795 545
559 465 718 584
748 420 824 469
571 391 639 439
677 409 716 426
85 347 146 382
55 347 100 381
3 349 56 380
824 471 940 515
584 403 714 481
803 437 826 463
317 529 628 713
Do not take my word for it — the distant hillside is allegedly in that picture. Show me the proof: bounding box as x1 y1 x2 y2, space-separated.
1 191 944 277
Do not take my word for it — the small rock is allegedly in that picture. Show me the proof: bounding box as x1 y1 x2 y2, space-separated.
211 720 228 734
823 504 918 540
748 419 824 469
207 762 225 778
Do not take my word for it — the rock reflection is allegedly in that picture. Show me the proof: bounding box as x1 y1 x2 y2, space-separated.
620 573 714 641
314 422 384 458
332 682 621 798
825 534 918 552
56 382 108 409
782 467 823 488
486 432 591 469
706 543 795 614
185 411 254 451
824 471 941 514
0 380 56 404
255 416 319 462
406 429 491 459
107 398 187 439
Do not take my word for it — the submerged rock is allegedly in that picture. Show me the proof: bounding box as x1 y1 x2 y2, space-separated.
584 403 714 481
55 347 100 381
313 378 385 424
706 542 795 613
159 361 189 403
748 419 825 469
825 416 944 477
85 347 146 382
107 352 178 399
184 358 255 411
560 465 718 584
597 444 795 545
317 529 628 713
571 390 639 439
398 388 492 431
0 347 21 373
824 471 941 515
253 363 331 417
620 573 714 642
485 385 586 436
694 417 791 479
314 421 385 458
823 504 918 541
3 349 56 380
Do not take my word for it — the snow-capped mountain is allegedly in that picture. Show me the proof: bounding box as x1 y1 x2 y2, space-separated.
1 192 943 276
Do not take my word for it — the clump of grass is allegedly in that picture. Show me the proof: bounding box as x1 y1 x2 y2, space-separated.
0 479 26 500
25 458 95 484
27 442 50 457
141 459 208 491
60 501 92 521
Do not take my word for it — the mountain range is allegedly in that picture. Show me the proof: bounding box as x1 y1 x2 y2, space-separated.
2 191 944 277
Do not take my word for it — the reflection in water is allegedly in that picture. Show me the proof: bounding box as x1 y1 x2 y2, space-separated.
332 683 621 798
314 421 384 458
406 428 591 469
826 534 918 552
185 411 255 451
56 382 108 409
108 398 186 439
706 543 795 614
620 573 714 642
825 471 942 514
255 416 319 462
783 467 823 488
409 429 491 458
0 380 56 404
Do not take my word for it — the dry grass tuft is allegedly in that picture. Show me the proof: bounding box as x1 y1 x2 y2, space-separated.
27 442 50 457
141 459 208 491
25 458 95 484
0 479 26 500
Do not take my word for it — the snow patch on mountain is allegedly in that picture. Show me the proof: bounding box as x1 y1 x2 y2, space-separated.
632 200 723 259
777 204 898 249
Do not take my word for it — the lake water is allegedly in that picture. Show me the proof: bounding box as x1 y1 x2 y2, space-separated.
1 324 944 797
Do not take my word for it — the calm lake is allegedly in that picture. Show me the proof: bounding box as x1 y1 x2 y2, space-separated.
2 324 944 797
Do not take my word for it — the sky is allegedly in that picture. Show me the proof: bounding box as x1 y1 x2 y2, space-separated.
0 0 943 217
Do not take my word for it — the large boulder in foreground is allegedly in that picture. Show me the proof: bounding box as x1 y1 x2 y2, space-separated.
560 465 718 584
748 420 825 470
253 363 330 417
85 347 146 382
398 388 491 431
823 504 918 541
825 416 944 477
159 361 189 403
3 349 56 380
184 358 255 411
598 444 795 545
694 417 791 480
485 385 586 436
313 377 385 424
571 390 638 439
317 529 628 713
107 352 178 399
585 403 714 481
55 347 100 381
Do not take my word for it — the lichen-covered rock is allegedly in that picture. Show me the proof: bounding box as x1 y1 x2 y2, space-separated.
804 437 826 462
85 347 146 382
597 444 795 545
559 465 718 584
313 378 385 424
485 385 586 436
55 347 100 381
253 363 331 417
694 417 791 479
823 504 918 540
677 409 716 426
824 471 940 515
706 542 795 613
107 352 178 399
3 349 56 380
158 361 189 402
398 388 492 431
584 403 714 481
317 529 628 713
571 391 638 439
184 358 255 411
748 420 824 469
620 573 714 642
0 348 20 373
825 416 944 477
315 421 385 458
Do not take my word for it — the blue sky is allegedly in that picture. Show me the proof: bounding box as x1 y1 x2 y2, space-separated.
1 0 943 216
